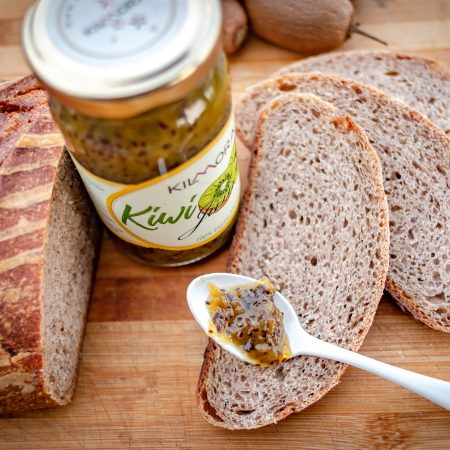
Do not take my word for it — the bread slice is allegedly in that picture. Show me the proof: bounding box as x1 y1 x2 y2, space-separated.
0 77 101 414
197 93 389 429
235 73 450 332
277 51 450 135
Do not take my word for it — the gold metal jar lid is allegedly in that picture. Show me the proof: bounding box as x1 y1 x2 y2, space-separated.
22 0 222 118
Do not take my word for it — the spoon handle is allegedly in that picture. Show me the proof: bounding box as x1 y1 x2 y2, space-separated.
300 335 450 411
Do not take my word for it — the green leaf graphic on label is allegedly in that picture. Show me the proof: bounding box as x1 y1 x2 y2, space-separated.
198 142 238 214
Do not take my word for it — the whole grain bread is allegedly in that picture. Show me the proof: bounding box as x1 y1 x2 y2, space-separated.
0 77 101 414
277 51 450 135
235 73 450 332
197 93 389 429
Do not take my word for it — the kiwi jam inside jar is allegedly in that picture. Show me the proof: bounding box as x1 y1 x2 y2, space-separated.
23 0 240 266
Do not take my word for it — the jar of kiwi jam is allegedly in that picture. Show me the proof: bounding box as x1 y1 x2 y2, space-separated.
23 0 240 266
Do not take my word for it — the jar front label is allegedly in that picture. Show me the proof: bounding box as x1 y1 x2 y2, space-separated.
71 116 240 250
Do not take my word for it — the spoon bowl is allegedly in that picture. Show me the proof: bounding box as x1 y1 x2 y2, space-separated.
187 272 450 411
187 272 307 359
187 273 257 363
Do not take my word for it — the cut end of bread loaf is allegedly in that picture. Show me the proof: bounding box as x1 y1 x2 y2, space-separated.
235 72 450 333
197 93 389 429
42 151 100 404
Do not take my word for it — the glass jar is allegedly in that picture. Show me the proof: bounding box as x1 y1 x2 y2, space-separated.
22 0 240 266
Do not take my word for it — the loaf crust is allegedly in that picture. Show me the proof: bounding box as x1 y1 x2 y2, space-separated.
0 77 100 414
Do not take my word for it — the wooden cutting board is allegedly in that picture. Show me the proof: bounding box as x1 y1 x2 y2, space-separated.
1 0 449 448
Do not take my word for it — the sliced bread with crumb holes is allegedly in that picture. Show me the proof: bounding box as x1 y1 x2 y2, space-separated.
197 93 389 429
277 51 450 135
236 73 450 332
0 76 101 414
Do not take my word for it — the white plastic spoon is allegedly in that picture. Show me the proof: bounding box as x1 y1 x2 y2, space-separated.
187 273 450 411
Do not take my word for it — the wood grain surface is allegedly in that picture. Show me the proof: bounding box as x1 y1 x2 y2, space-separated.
1 0 449 448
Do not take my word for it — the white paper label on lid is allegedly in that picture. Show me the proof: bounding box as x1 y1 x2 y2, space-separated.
71 116 240 250
48 0 187 61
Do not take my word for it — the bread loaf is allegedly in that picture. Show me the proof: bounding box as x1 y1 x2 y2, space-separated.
277 51 450 135
198 93 389 429
0 76 100 414
235 73 450 332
